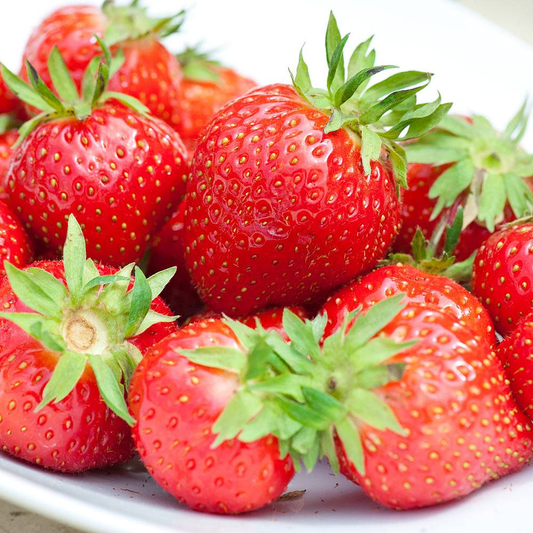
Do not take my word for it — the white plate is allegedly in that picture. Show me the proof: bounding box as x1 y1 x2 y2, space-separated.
0 0 533 532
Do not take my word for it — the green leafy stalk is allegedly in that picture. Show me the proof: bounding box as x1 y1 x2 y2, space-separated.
2 39 151 144
178 295 418 473
406 101 533 232
290 11 451 188
0 216 176 425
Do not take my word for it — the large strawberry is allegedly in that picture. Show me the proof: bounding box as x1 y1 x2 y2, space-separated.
2 45 188 266
154 296 533 511
176 47 256 154
185 13 449 316
19 2 184 129
497 316 533 421
0 201 33 273
472 222 533 336
148 202 204 321
322 263 495 344
129 313 299 514
400 108 533 260
0 216 177 472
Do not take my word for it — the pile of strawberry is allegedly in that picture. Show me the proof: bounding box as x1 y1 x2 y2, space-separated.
0 1 532 518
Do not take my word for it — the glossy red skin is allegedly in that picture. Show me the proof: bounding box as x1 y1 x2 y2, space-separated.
394 162 503 261
0 201 33 274
472 224 533 337
5 103 188 266
329 303 533 510
185 84 401 316
322 264 496 345
148 203 204 322
129 318 295 514
0 69 25 118
0 260 176 472
240 306 308 337
20 5 183 128
0 130 19 202
497 316 533 421
179 67 256 154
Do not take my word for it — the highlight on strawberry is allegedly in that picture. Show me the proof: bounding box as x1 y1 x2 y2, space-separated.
1 41 188 266
184 12 451 317
0 215 177 472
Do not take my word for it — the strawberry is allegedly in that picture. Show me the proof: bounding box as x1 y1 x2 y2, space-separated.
19 3 184 129
156 296 533 512
128 314 297 514
402 108 533 260
0 122 19 202
148 202 204 322
185 13 449 316
322 263 496 344
0 200 33 273
176 47 256 154
497 316 533 421
472 222 533 336
0 216 178 472
2 45 188 266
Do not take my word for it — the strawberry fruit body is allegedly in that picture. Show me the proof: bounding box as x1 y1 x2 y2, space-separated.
497 316 533 421
322 264 496 344
20 3 184 128
0 200 33 273
129 315 296 514
3 45 188 266
0 216 177 472
185 14 448 316
472 223 533 336
177 47 256 154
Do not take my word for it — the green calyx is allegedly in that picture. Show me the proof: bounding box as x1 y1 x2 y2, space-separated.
0 114 21 135
406 103 533 232
0 215 177 425
290 12 451 187
179 295 417 475
102 0 185 45
2 39 150 144
176 46 222 83
384 207 475 283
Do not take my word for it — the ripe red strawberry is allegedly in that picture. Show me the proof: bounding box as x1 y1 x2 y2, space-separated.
148 202 204 321
177 47 255 154
323 301 533 509
497 316 533 421
0 127 18 202
402 109 533 260
19 3 184 129
185 14 449 316
129 316 296 514
0 216 178 472
0 201 33 273
3 46 188 266
0 69 25 119
322 263 496 344
472 223 533 336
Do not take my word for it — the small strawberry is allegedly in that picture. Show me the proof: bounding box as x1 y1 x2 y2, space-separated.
2 44 188 266
0 200 33 273
185 13 449 316
472 222 533 336
402 108 533 260
497 316 533 421
20 2 184 129
322 263 495 344
0 216 177 472
156 296 533 511
148 202 204 322
129 313 298 514
176 47 255 154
